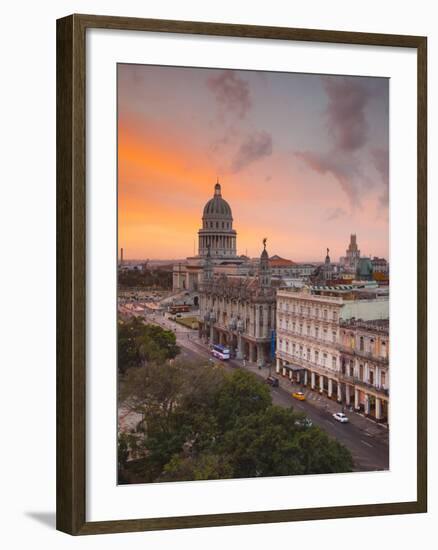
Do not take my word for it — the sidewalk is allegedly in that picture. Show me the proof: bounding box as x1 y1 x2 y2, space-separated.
238 359 388 437
167 327 388 439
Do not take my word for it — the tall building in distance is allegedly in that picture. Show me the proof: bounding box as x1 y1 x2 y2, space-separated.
340 234 361 273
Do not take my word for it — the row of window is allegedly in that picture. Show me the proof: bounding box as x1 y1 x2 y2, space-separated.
342 359 387 387
204 221 231 229
341 332 388 358
277 300 338 321
278 340 388 387
279 339 338 369
278 319 338 342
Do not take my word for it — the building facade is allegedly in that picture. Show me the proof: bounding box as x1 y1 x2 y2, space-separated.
173 181 248 292
339 319 389 421
340 234 361 272
371 256 389 274
199 241 276 367
275 285 389 422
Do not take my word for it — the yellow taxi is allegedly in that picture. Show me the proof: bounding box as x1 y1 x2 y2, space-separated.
292 391 306 401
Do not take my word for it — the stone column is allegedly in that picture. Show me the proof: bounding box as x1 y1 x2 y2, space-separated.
297 371 301 384
255 307 260 338
236 333 243 360
345 385 351 406
375 397 382 421
319 375 324 393
282 367 286 377
262 306 268 339
354 388 360 410
276 357 280 374
311 371 316 390
337 382 342 403
364 394 370 416
257 343 264 368
250 343 256 363
304 370 308 386
328 378 333 398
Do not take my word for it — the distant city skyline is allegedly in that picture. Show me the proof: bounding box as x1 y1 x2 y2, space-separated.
118 64 389 262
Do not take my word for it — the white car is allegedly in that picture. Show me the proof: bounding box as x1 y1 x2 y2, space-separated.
333 412 349 423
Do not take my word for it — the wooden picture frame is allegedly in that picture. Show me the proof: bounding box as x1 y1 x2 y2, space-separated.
56 13 427 535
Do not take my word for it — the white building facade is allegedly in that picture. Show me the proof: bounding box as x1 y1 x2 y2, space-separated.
275 286 389 422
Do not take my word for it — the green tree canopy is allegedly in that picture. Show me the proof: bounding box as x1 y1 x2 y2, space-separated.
119 361 353 483
118 318 180 373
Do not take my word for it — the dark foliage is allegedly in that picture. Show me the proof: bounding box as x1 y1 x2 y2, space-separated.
118 362 353 483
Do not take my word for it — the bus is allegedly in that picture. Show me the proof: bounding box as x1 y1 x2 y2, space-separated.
169 304 190 314
211 344 230 361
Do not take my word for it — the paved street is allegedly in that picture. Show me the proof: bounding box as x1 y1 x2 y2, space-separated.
128 310 389 473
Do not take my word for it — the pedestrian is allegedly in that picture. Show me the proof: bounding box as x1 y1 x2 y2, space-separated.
243 359 246 367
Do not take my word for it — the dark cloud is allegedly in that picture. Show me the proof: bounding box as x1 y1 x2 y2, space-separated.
325 207 347 221
231 132 273 173
323 76 371 152
294 77 382 207
295 150 362 206
207 70 252 119
372 147 389 207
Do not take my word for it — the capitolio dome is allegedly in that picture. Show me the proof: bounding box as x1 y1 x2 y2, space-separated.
203 182 232 219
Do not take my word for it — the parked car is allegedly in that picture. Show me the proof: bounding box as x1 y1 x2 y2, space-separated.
333 412 349 423
292 391 306 401
266 376 279 387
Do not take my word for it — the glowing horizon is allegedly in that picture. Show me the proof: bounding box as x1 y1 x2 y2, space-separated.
118 64 389 263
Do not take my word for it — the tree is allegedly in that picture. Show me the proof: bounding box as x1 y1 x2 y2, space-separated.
118 318 180 374
118 268 173 289
213 369 272 432
219 406 353 478
118 363 353 484
160 453 233 482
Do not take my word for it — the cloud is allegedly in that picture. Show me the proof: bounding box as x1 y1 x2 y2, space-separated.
323 76 371 152
294 150 362 206
372 147 389 207
294 77 379 207
231 131 273 173
325 207 347 221
207 70 252 119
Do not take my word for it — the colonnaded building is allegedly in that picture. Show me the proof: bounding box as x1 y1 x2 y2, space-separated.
198 239 278 367
276 284 390 422
172 181 253 292
184 181 279 366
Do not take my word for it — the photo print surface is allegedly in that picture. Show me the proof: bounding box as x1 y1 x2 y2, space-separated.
117 63 390 485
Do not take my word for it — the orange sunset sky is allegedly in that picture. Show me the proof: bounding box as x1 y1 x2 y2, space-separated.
118 64 389 262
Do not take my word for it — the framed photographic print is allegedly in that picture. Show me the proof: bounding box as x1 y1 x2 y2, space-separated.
56 14 427 535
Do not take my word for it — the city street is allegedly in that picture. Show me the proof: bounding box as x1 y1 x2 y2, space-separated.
146 311 389 473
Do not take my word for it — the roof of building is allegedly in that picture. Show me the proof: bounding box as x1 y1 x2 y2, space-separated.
269 255 296 267
340 318 389 334
203 182 232 218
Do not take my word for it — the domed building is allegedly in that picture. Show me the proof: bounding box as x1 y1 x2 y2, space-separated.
173 181 248 293
198 182 237 258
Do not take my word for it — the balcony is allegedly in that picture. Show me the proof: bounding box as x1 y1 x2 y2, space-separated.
338 372 389 396
276 350 339 378
339 345 389 365
277 329 337 347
